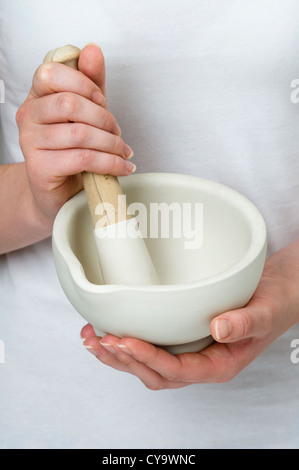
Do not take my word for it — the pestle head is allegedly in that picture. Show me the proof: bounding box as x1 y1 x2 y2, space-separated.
44 45 81 70
93 218 160 285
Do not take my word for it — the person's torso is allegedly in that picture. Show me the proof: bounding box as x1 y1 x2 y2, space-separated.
1 0 299 450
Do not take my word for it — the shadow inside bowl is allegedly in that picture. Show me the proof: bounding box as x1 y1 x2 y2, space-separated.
68 175 254 287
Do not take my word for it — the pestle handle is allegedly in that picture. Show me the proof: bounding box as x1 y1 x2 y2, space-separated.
45 45 160 285
43 45 130 228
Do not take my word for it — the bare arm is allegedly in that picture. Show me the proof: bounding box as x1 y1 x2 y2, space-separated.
0 162 53 254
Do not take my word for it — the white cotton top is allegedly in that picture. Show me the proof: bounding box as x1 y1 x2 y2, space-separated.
0 0 299 449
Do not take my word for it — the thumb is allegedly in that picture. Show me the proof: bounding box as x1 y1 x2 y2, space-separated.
210 304 268 343
78 43 107 105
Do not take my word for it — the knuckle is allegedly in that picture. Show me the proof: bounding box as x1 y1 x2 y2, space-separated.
109 114 118 132
101 111 112 130
104 154 119 174
78 148 94 169
16 105 26 127
162 359 182 382
111 135 122 154
70 123 89 145
164 371 179 382
241 310 254 337
118 354 134 368
16 100 32 128
76 74 91 98
102 110 116 132
56 92 77 117
35 62 53 85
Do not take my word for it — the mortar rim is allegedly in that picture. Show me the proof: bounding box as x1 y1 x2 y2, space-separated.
52 172 267 294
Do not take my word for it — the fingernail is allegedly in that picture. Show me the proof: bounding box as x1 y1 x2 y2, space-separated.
124 145 134 159
117 344 133 356
125 161 136 174
113 122 122 137
92 90 106 107
214 319 232 340
100 342 117 354
86 42 102 50
84 345 98 357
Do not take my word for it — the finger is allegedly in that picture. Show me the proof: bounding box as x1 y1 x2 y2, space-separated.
210 302 271 343
81 329 177 389
35 123 133 159
83 335 147 376
27 148 136 179
78 44 107 105
118 337 217 384
115 337 261 384
80 323 96 340
83 334 254 386
114 337 249 384
84 335 188 390
83 337 132 373
109 336 210 384
116 338 189 381
30 62 106 106
30 93 121 135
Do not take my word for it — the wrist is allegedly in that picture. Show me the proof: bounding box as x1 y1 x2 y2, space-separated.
28 191 54 238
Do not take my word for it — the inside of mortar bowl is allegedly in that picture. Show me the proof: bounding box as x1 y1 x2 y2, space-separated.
66 173 266 287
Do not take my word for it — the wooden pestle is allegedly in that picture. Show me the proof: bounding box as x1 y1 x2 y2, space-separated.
44 45 159 285
43 45 129 228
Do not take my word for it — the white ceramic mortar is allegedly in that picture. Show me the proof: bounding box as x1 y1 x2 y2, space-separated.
52 173 267 354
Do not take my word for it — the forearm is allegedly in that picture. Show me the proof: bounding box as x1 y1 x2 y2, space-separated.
0 163 53 254
265 238 299 324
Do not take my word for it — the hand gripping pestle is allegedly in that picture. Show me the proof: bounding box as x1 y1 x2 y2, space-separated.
44 45 159 285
